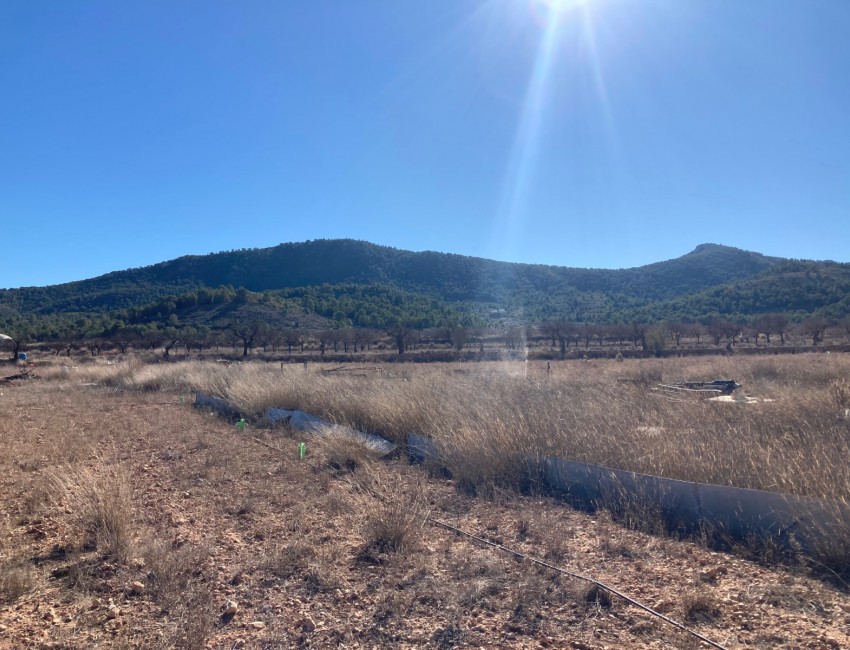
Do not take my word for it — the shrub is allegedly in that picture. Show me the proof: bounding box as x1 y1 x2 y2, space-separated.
49 463 133 561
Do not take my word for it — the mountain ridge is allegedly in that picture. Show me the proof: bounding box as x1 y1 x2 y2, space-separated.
1 240 848 337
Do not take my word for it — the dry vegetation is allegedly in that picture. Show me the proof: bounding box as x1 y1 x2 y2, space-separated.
40 353 850 501
1 354 848 648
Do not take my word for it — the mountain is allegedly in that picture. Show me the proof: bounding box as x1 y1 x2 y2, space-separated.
1 240 847 335
0 240 778 311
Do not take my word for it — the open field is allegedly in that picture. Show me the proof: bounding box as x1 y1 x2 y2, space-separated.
37 353 850 502
1 374 849 649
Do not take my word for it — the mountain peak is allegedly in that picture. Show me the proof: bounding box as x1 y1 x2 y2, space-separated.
690 243 734 254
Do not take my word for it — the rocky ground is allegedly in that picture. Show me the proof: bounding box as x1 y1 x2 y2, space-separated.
1 379 848 649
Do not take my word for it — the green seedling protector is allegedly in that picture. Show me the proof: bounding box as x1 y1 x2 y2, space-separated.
298 442 307 460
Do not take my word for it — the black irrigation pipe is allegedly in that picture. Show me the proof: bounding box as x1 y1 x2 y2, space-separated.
429 517 728 650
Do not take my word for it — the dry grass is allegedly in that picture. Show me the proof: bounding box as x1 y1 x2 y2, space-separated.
0 558 35 604
2 377 849 648
48 463 134 561
319 428 383 475
360 472 428 556
682 591 722 625
34 354 850 576
44 353 850 503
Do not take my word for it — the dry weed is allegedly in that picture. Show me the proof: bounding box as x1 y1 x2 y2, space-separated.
261 541 315 579
37 354 850 570
318 428 381 474
141 539 210 612
682 591 722 624
0 558 35 604
49 463 134 561
361 475 428 555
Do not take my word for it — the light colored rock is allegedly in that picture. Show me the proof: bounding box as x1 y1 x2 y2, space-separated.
106 600 121 619
223 600 239 616
128 581 145 595
247 621 266 629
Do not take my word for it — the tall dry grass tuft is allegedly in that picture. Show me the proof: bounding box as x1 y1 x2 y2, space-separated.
0 558 35 604
361 472 428 555
49 463 134 561
317 428 383 474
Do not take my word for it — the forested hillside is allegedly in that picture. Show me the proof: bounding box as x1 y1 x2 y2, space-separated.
1 240 848 352
0 240 780 317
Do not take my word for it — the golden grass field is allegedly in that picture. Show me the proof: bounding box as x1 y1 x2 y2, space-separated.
42 353 850 501
1 353 848 648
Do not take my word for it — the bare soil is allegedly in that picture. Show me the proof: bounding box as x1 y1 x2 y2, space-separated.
1 379 848 649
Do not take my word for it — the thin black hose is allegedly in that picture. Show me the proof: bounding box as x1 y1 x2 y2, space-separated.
430 517 727 650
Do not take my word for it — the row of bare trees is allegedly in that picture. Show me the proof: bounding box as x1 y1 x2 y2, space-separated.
6 314 850 361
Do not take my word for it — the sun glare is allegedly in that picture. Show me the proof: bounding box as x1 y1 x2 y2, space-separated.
534 0 592 12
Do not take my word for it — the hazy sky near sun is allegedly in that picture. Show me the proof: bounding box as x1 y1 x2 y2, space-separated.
1 0 849 288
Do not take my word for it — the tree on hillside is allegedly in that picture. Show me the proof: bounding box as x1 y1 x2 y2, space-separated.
111 325 140 354
541 320 576 358
162 326 182 359
282 329 302 354
539 321 560 349
315 330 334 356
800 317 829 346
386 321 415 355
631 322 648 350
503 326 526 351
1 322 31 361
644 325 667 357
580 323 595 349
352 328 377 352
196 325 214 353
771 314 790 345
448 325 470 351
665 321 684 347
706 318 737 347
609 323 631 347
842 317 850 342
231 319 262 356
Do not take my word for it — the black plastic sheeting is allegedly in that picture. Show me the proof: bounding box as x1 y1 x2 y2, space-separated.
408 433 442 465
407 433 850 557
542 457 850 554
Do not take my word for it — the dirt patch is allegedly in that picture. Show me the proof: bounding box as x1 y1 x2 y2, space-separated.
1 382 848 648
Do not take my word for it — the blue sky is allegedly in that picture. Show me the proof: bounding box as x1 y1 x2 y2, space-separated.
1 0 848 288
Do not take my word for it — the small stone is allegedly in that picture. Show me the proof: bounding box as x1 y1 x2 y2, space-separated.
42 609 61 624
299 617 316 633
128 581 145 595
232 640 245 648
248 621 266 630
223 600 239 616
106 600 121 619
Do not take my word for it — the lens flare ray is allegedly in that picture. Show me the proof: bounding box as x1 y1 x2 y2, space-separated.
490 7 563 261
